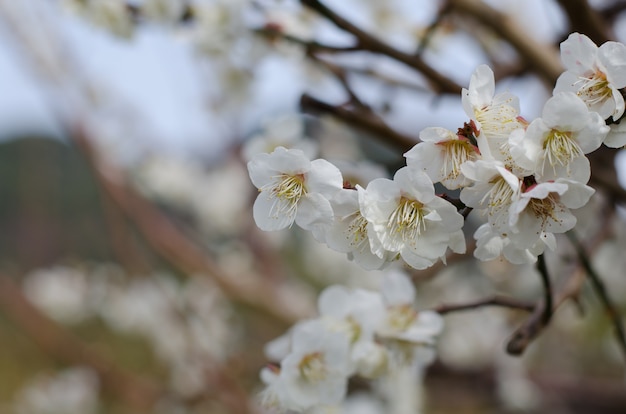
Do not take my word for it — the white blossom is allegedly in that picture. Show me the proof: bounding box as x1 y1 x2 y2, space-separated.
462 64 526 167
555 32 626 122
404 127 479 190
460 159 521 234
508 179 595 248
14 367 100 414
324 188 391 270
360 167 466 270
276 320 351 411
511 92 607 183
317 285 388 377
248 147 343 232
473 222 556 264
377 270 444 346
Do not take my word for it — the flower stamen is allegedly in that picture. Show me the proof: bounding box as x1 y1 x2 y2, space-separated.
542 129 582 173
575 70 613 106
261 173 307 220
298 352 327 383
387 198 427 242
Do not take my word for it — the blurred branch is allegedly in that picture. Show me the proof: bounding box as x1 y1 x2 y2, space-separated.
567 231 626 362
537 254 553 325
0 273 163 411
448 0 563 86
71 124 314 327
300 94 417 151
434 295 534 314
599 1 626 23
300 0 463 94
505 296 549 355
255 26 361 54
98 187 153 275
555 0 612 45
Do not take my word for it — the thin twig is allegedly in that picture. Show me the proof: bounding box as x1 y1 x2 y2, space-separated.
448 0 563 86
567 231 626 362
434 295 534 314
416 3 451 56
300 93 418 151
254 27 361 54
300 0 462 94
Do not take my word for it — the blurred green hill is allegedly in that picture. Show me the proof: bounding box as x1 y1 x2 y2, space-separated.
0 135 114 271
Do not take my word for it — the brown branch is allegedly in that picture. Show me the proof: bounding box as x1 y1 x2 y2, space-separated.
0 273 163 411
71 124 314 327
567 231 626 362
506 296 549 355
300 0 462 94
255 27 361 54
448 0 563 86
300 93 418 152
555 0 612 45
536 254 553 325
434 295 534 314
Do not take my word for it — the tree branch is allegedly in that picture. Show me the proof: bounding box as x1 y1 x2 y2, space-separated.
300 93 418 152
71 123 315 327
506 254 554 355
300 0 462 94
448 0 563 86
434 295 534 314
555 0 612 45
567 231 626 362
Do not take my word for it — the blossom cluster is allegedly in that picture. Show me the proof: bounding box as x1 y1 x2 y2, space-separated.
259 270 442 413
248 33 626 269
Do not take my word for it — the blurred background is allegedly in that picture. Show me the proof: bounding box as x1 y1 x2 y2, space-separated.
0 0 626 413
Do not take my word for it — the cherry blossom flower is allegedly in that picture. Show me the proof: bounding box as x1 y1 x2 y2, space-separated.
248 147 342 232
276 320 352 411
360 167 466 270
473 222 556 264
324 188 390 270
554 32 626 122
317 285 389 377
377 270 444 346
511 92 607 183
404 127 479 190
462 64 526 167
460 159 521 234
508 179 595 248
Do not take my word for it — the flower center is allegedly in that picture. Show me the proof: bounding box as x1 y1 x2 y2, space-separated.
387 197 427 242
387 304 418 332
527 194 559 223
483 176 516 210
440 139 477 181
262 173 307 219
474 101 520 139
576 70 613 106
298 352 327 383
543 129 582 170
346 213 370 252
